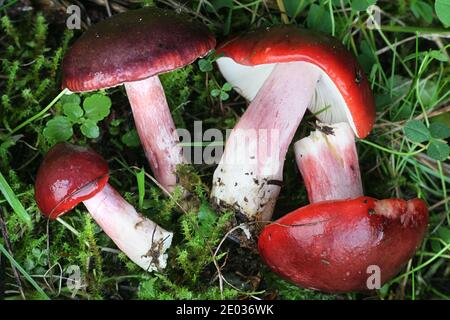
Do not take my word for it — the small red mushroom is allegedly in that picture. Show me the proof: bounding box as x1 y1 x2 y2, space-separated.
35 143 173 272
62 7 215 192
258 197 428 293
211 26 375 223
258 123 429 292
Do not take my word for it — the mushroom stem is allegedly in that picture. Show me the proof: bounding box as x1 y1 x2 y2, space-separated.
294 122 363 203
83 183 173 272
211 62 321 222
125 77 184 192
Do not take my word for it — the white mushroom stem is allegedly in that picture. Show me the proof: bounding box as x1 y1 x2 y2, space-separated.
83 183 173 272
125 77 184 192
294 122 363 203
211 62 321 222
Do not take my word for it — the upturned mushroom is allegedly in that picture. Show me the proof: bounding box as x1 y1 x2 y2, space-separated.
62 7 215 192
211 26 375 224
257 123 429 292
258 197 428 292
34 143 173 272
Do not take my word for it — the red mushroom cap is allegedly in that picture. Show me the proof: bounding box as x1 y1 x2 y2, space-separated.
35 143 109 219
62 7 216 92
258 197 428 293
216 26 375 138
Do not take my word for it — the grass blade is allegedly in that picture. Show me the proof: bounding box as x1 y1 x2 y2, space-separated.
136 167 145 211
0 243 49 300
0 171 32 228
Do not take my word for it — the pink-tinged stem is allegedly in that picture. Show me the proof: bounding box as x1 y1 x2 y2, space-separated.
83 183 173 272
125 77 184 192
211 62 321 222
294 122 363 203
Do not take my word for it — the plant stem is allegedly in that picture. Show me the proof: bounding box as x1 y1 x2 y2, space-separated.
390 241 450 284
276 0 289 24
0 244 50 300
9 88 69 135
437 161 449 225
0 172 32 229
358 139 427 156
379 25 450 36
0 208 25 299
328 0 335 36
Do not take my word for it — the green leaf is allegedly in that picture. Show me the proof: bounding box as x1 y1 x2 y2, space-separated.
403 120 430 143
427 140 450 161
80 119 100 139
110 119 123 127
431 113 450 130
220 91 229 101
429 122 450 140
0 171 32 228
197 203 217 236
198 59 213 72
60 93 80 106
435 0 450 26
410 0 433 24
136 168 145 210
284 0 307 18
43 116 73 144
121 129 141 147
63 102 83 121
437 226 450 243
358 40 377 73
210 89 221 97
429 50 448 62
306 4 332 34
351 0 377 11
430 239 442 252
210 0 233 11
222 82 232 91
109 119 123 136
417 78 438 107
83 93 112 121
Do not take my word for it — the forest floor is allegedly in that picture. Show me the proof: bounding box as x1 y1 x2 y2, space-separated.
0 0 449 300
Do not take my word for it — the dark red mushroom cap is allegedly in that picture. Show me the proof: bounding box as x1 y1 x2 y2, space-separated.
35 143 109 219
216 26 375 138
62 7 216 92
258 197 428 293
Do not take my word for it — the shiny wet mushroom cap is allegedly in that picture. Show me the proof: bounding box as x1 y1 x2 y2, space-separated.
61 7 215 192
35 143 173 272
216 25 375 138
211 25 375 226
257 122 429 293
35 143 109 219
258 197 428 293
62 7 215 91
